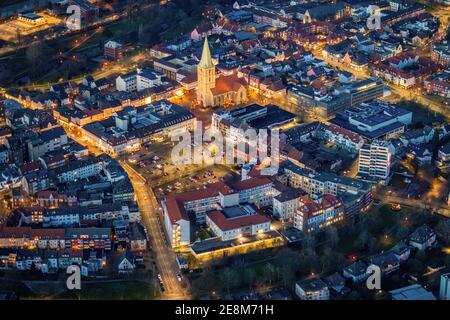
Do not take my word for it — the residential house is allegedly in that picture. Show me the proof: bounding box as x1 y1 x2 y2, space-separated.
409 225 437 250
368 252 400 275
295 278 330 300
343 260 368 283
117 251 136 274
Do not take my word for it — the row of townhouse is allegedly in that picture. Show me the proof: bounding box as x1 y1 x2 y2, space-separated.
0 226 112 251
0 227 65 249
320 124 365 154
54 156 108 183
42 204 140 227
0 247 105 274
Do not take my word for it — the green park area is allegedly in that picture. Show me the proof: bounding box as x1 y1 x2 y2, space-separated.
188 203 441 298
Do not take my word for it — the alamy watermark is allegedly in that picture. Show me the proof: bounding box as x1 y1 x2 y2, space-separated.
366 265 381 290
66 265 81 290
66 5 81 31
366 5 381 31
170 121 280 176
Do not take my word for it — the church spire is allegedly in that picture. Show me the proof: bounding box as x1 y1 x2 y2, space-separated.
198 37 214 69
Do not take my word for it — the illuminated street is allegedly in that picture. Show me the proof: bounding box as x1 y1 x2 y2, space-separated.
0 0 449 305
121 162 190 300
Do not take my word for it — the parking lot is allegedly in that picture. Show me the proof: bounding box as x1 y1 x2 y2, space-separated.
0 12 63 42
123 137 240 197
154 165 238 199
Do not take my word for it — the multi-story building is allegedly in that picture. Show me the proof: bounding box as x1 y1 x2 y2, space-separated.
287 78 384 118
348 78 385 106
294 194 344 233
431 42 450 68
0 227 65 249
65 228 112 251
104 41 123 60
16 249 42 270
425 76 450 98
54 157 106 183
163 194 192 249
295 278 330 300
368 252 400 275
116 68 164 93
27 126 68 161
281 161 372 217
343 260 369 283
42 204 139 227
82 101 195 156
373 52 438 88
440 273 450 300
322 124 364 154
408 225 437 251
438 143 450 164
129 222 147 252
163 177 275 248
272 188 304 221
230 177 274 207
358 140 395 183
206 205 271 241
330 101 412 141
69 0 99 26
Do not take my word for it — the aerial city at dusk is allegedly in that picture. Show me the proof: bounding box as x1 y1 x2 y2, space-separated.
0 0 450 307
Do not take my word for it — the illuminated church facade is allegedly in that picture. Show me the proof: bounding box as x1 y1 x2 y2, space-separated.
197 37 248 107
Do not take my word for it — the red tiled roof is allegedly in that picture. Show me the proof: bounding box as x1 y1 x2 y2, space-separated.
0 227 30 238
174 181 233 202
195 22 213 34
36 190 59 199
280 142 303 161
20 161 40 174
0 227 64 239
165 181 233 224
210 74 247 96
207 210 270 231
299 194 342 219
164 176 273 224
229 177 272 191
30 228 65 239
165 195 188 224
326 124 362 144
0 127 12 137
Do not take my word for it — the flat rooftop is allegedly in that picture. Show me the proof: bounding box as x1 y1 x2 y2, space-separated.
190 231 281 255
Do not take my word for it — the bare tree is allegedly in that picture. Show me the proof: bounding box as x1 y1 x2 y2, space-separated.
219 267 239 295
325 226 340 248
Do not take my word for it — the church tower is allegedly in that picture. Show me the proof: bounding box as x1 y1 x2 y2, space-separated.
197 37 215 107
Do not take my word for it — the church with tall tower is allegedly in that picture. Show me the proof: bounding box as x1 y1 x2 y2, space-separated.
197 37 248 108
197 37 216 107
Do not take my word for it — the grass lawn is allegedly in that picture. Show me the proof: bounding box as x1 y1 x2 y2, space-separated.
198 228 212 241
397 101 444 126
390 173 408 190
160 17 204 40
54 280 157 300
0 278 33 298
334 204 427 257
